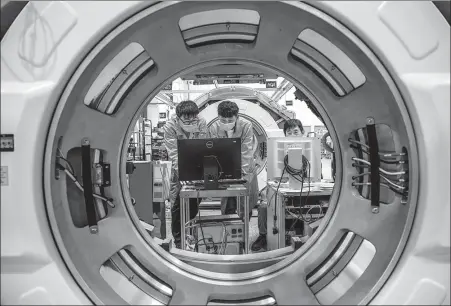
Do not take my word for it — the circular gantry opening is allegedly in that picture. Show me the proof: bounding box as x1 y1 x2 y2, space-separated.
44 2 418 305
125 64 336 260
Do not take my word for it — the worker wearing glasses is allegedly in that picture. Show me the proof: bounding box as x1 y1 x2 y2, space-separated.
251 118 308 252
208 100 259 221
163 100 208 248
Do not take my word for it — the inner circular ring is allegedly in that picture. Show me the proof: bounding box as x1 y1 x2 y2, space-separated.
119 58 341 274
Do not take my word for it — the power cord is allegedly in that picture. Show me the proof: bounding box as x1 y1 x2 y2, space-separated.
287 159 312 233
273 165 287 234
283 155 306 183
204 155 224 179
56 153 115 208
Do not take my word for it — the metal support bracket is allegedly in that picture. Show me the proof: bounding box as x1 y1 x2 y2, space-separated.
94 162 111 187
366 118 380 214
81 138 99 234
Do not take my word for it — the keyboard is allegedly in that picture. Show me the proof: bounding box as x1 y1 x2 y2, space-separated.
219 179 247 184
181 179 247 186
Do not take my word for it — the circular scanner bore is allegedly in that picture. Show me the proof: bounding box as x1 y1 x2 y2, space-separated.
2 1 448 306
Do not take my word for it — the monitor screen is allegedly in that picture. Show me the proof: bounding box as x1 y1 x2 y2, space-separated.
177 138 242 181
267 136 321 182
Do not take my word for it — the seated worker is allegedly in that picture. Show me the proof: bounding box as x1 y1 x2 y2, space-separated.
208 100 259 220
163 100 208 248
252 118 308 252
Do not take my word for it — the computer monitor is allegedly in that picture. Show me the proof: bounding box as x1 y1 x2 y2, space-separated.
267 136 321 182
177 138 242 189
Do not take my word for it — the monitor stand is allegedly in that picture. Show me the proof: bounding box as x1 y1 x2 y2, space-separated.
203 156 219 190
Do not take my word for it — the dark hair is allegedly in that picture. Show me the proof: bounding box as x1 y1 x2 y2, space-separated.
217 100 239 118
283 119 305 135
176 100 199 118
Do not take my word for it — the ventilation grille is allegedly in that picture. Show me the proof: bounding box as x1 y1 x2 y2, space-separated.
290 29 366 96
84 42 155 115
179 10 260 47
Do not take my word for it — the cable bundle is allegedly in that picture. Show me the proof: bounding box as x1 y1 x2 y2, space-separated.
283 155 307 182
56 149 115 208
349 138 408 197
275 154 313 235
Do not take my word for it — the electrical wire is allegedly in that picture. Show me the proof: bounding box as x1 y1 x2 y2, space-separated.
351 157 406 176
62 166 115 208
352 176 406 191
283 155 305 183
273 166 287 226
286 159 312 233
57 148 75 174
352 172 407 185
352 182 407 196
349 145 405 164
56 149 115 209
348 139 406 157
204 155 224 179
380 175 406 190
349 137 408 198
348 138 369 149
303 159 311 208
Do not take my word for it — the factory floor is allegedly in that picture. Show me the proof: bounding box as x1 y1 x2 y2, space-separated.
151 205 262 253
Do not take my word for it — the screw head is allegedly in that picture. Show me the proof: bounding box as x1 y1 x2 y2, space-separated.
83 138 90 145
372 207 379 214
90 226 98 234
366 117 374 124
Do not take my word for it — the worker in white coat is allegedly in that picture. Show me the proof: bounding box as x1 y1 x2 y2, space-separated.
163 100 208 247
208 100 259 220
251 118 308 252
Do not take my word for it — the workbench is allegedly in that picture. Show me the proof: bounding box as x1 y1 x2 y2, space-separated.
266 182 333 250
179 184 250 253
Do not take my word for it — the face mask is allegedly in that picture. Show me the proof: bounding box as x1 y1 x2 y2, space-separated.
180 123 197 133
219 122 235 131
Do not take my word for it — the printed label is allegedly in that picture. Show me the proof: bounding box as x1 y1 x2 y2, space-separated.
1 166 8 186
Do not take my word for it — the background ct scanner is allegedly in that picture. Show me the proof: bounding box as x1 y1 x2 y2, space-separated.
0 1 450 305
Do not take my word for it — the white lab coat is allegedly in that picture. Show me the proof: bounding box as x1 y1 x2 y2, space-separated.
163 115 208 203
208 117 259 217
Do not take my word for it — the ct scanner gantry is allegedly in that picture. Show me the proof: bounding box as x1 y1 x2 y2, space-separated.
0 1 450 305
